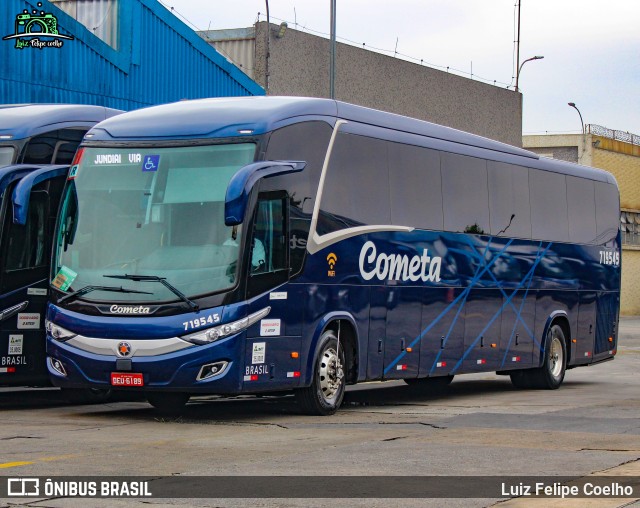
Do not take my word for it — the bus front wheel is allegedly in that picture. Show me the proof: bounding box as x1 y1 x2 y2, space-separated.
295 330 345 415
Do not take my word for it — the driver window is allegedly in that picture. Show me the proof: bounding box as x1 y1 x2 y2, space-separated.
251 197 287 274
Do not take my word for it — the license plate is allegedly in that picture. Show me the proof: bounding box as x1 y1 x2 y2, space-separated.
110 372 144 387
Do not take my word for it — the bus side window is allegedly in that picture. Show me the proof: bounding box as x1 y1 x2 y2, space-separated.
21 129 87 165
247 193 289 297
319 132 390 234
441 152 490 235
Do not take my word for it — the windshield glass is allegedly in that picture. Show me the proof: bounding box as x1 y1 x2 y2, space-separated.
53 144 256 303
0 146 15 167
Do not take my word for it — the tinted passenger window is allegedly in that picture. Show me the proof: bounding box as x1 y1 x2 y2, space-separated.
595 182 620 243
319 133 390 234
263 121 332 214
529 170 569 242
566 176 597 244
22 129 86 165
488 161 531 239
263 121 333 274
441 153 490 234
388 143 443 230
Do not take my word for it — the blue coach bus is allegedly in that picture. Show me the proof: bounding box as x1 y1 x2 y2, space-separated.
45 97 620 414
0 104 120 388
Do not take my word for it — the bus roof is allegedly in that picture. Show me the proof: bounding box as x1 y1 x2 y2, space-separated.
89 96 533 155
87 97 616 185
0 104 123 141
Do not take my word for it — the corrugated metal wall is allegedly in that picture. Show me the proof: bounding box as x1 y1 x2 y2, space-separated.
0 0 264 110
212 39 255 80
198 29 256 80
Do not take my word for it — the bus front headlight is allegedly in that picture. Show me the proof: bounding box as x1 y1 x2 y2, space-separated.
182 307 270 345
45 320 77 342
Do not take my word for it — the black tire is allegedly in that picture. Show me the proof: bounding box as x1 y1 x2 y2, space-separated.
535 324 567 389
404 375 454 392
509 370 533 389
146 392 190 414
510 324 567 390
295 330 345 415
61 387 111 404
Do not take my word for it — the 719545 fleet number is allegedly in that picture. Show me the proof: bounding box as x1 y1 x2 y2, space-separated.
599 250 620 266
182 313 221 331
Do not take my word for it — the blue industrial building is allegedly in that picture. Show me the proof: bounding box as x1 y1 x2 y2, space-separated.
0 0 264 110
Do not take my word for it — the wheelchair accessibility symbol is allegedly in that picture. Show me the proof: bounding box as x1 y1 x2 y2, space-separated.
142 154 160 172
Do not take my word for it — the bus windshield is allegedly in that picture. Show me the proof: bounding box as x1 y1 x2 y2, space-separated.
52 143 256 303
0 146 15 167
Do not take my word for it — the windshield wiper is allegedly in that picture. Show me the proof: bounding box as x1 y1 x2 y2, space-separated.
58 285 154 304
103 274 199 311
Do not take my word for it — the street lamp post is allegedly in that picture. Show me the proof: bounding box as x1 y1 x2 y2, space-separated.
568 102 586 164
515 55 544 93
568 102 585 135
329 0 336 99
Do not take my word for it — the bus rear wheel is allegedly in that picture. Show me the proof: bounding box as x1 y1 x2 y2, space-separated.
295 330 345 415
510 324 567 390
146 392 190 414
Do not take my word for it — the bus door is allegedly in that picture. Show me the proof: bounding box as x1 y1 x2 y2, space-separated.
0 165 67 385
244 193 303 390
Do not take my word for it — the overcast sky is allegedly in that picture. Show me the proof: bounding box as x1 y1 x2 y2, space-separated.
164 0 639 136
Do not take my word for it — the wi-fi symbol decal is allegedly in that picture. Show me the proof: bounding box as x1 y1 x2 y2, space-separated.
326 253 338 269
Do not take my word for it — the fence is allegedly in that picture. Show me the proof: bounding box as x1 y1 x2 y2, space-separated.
588 125 640 146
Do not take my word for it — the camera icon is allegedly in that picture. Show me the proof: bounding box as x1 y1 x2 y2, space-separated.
16 12 59 36
7 478 40 497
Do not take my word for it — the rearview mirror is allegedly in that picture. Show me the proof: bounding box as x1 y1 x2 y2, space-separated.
224 160 305 226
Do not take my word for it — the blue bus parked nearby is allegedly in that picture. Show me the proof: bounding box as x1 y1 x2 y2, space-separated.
0 104 122 167
0 104 121 389
45 97 620 414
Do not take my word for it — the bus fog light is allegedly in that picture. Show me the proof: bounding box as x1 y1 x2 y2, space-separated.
196 361 228 381
48 357 67 377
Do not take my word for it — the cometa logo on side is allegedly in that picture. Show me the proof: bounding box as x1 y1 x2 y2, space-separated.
358 241 442 282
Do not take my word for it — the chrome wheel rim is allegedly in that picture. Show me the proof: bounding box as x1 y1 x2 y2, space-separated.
318 347 344 402
549 333 564 378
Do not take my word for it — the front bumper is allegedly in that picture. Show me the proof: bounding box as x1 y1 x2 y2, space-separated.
46 332 244 394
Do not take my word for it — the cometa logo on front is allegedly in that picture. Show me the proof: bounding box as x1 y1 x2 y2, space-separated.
109 305 152 314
